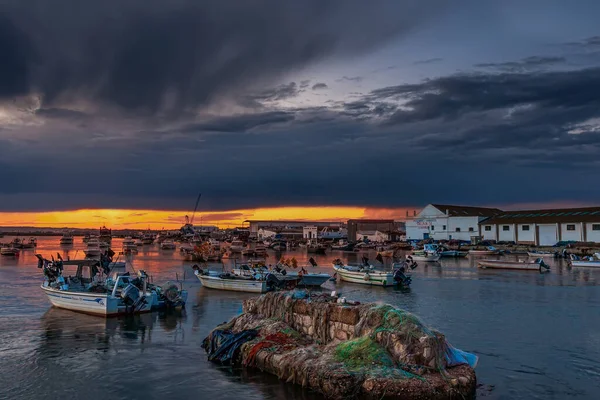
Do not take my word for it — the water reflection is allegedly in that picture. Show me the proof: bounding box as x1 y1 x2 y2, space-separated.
1 236 600 400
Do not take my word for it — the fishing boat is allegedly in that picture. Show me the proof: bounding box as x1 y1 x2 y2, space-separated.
194 271 268 293
122 243 138 254
208 238 221 251
332 260 395 287
38 256 187 316
18 237 37 249
141 233 155 245
469 246 500 256
306 240 327 254
84 240 102 257
527 251 556 258
134 239 143 247
99 226 112 243
229 240 245 253
254 244 267 257
477 258 550 271
1 247 19 256
60 233 74 245
234 262 330 288
568 254 600 268
122 236 135 246
331 240 354 251
160 240 176 250
408 252 441 262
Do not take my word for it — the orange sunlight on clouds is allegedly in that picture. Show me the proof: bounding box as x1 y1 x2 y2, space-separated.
0 206 412 229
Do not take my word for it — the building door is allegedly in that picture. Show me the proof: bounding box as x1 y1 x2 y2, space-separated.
538 225 557 246
423 233 429 239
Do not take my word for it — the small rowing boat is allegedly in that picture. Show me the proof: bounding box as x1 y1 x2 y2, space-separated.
477 258 549 271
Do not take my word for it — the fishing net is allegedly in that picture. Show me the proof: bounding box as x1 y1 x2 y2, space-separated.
334 336 394 370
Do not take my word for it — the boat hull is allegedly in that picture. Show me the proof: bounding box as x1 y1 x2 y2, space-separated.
477 260 546 271
569 261 600 268
41 285 154 316
294 273 331 287
527 252 555 258
469 250 497 255
409 254 441 262
196 274 267 293
333 265 394 287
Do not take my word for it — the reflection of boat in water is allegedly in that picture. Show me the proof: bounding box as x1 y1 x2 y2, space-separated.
469 246 500 256
38 255 188 316
40 307 187 352
1 246 20 256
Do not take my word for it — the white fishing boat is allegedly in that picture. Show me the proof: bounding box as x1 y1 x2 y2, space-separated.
477 258 549 271
160 240 176 250
38 256 187 316
469 246 500 256
527 251 556 258
122 236 135 246
568 254 600 268
332 261 395 287
233 263 329 287
194 267 267 293
208 238 221 250
141 233 154 245
407 252 441 262
229 240 245 253
0 247 19 256
84 240 102 257
59 233 74 245
122 243 138 254
134 239 143 246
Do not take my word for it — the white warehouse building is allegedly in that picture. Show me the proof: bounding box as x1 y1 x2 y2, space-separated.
479 207 600 246
406 204 503 242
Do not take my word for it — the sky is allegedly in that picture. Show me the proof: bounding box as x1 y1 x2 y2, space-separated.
1 1 600 228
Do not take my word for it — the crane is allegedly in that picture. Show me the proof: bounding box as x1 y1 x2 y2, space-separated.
190 192 202 226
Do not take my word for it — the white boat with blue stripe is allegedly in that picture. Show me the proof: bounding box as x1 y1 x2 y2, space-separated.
38 255 187 316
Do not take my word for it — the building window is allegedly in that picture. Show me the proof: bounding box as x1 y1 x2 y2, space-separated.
503 225 510 231
442 225 446 230
566 224 576 231
431 226 435 231
484 226 491 231
468 227 474 232
522 225 530 231
455 227 461 232
593 224 600 231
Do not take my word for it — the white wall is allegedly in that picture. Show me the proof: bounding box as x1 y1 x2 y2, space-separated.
447 216 481 241
560 223 582 242
518 224 535 243
481 225 497 241
303 226 318 239
498 223 515 242
586 223 600 243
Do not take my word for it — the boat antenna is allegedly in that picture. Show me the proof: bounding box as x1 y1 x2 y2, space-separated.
190 192 202 225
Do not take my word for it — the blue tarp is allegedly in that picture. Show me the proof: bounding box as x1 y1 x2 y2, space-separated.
445 343 478 368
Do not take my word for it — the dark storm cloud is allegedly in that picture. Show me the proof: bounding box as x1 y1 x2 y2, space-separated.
312 83 328 90
336 76 364 83
475 55 566 71
249 82 301 102
363 67 600 124
413 57 443 65
179 111 294 133
565 36 600 48
0 0 451 114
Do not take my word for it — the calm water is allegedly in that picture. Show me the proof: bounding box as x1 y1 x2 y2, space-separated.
1 237 599 400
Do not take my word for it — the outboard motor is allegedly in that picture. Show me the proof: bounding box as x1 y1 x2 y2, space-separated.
393 267 412 287
265 273 281 291
121 284 141 305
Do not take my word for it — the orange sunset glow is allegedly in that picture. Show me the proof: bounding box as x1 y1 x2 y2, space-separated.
0 206 413 229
